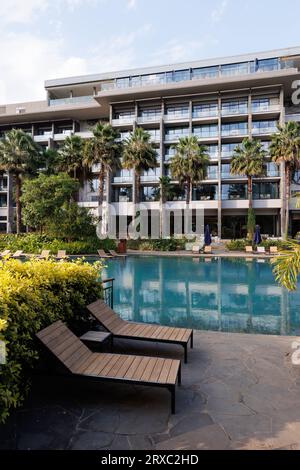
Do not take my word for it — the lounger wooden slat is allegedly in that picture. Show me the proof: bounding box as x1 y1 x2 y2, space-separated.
37 321 181 413
87 299 194 363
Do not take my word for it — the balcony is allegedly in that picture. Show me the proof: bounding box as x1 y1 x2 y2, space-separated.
49 96 95 107
252 126 278 136
221 128 248 137
112 117 135 126
165 133 189 142
252 104 281 114
193 132 219 140
192 110 218 119
113 176 133 184
137 114 161 124
221 106 248 116
164 112 190 122
221 173 246 180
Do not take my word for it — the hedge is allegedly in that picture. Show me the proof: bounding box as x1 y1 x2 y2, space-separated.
0 258 103 423
0 234 116 255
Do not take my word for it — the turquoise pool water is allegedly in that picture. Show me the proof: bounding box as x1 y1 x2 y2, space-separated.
103 256 300 336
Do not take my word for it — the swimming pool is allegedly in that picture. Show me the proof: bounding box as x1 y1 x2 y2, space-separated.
103 256 300 336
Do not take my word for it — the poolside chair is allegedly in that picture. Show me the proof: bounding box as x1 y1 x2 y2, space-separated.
38 250 50 259
87 300 194 364
98 249 113 259
204 246 212 254
245 246 253 254
107 250 127 258
37 321 181 414
0 250 11 258
56 250 68 260
12 250 24 258
270 246 279 255
257 247 266 254
192 245 201 254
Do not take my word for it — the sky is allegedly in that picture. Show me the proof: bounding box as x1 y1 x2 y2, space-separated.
1 0 300 105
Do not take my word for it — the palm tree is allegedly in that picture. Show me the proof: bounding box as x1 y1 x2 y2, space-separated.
84 122 121 233
231 138 266 209
58 135 85 179
231 138 266 239
170 136 209 207
0 129 40 234
158 176 175 237
270 121 300 238
122 128 158 216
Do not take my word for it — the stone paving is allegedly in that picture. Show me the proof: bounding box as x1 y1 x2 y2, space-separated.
1 330 300 450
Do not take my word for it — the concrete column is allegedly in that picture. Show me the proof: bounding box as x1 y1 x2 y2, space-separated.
279 87 286 238
217 94 222 239
189 100 193 135
109 104 113 124
160 100 165 175
7 171 14 233
248 91 252 138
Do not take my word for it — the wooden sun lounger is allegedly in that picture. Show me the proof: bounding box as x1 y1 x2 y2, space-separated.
38 250 50 259
56 250 68 260
257 247 266 254
0 250 11 258
108 250 127 258
98 249 113 259
87 300 194 364
245 246 253 254
37 321 181 414
204 246 212 254
270 246 279 255
13 250 24 258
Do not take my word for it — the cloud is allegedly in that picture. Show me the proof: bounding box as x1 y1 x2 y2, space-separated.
127 0 137 9
150 37 219 64
0 0 49 24
211 0 229 24
0 24 152 104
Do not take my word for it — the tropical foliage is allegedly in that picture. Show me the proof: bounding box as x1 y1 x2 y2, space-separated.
170 136 209 205
0 129 41 234
0 258 103 423
123 128 158 206
270 122 300 238
272 240 300 291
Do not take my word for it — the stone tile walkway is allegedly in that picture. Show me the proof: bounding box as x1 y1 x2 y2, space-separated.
1 331 300 450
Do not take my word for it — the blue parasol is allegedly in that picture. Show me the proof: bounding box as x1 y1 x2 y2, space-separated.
254 225 262 245
205 225 212 246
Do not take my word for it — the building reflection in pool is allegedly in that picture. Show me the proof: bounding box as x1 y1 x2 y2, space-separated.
103 257 300 336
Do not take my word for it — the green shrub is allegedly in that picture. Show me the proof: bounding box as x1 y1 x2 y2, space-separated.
226 239 251 251
0 234 116 255
0 258 103 423
128 238 190 252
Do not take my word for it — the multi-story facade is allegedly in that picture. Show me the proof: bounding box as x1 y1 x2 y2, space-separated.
1 47 300 238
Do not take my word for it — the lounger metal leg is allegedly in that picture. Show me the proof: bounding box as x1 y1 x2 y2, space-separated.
191 331 194 349
178 364 182 386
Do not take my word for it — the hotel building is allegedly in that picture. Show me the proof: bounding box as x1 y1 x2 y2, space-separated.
1 46 300 238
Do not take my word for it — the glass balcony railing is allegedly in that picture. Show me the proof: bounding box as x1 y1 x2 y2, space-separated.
252 104 281 113
165 133 189 141
49 96 95 106
194 132 219 139
252 126 278 135
221 128 248 137
192 109 218 118
112 116 135 125
137 114 162 123
113 176 133 183
164 112 190 121
221 106 248 116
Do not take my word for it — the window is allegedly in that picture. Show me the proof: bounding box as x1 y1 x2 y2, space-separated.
222 184 247 200
193 185 218 201
139 107 161 119
265 162 279 177
141 168 160 181
252 98 270 111
192 66 219 80
0 194 7 207
221 62 249 77
112 187 132 203
165 127 189 140
207 166 218 180
114 110 135 121
256 58 279 72
0 177 7 190
193 124 218 138
221 99 248 115
114 169 132 183
206 144 219 159
221 122 248 136
252 120 278 135
193 102 218 117
221 143 240 157
166 104 189 117
141 186 159 202
221 163 245 179
253 182 279 199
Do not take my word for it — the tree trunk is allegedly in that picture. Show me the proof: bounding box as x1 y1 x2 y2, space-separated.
248 175 253 210
15 175 22 235
98 163 105 232
285 163 291 239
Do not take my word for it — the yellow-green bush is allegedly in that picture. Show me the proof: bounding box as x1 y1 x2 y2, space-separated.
0 258 103 423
